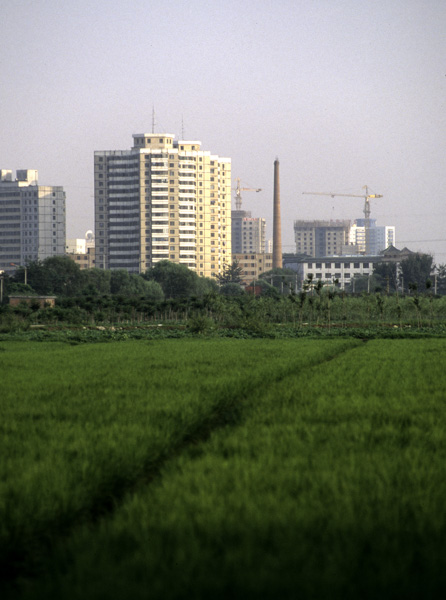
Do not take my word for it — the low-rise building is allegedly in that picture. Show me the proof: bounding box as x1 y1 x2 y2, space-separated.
233 252 273 285
9 295 56 308
66 247 96 270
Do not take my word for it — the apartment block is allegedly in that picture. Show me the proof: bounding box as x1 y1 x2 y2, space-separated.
94 134 231 277
294 220 351 257
349 219 396 254
231 210 266 254
0 169 66 275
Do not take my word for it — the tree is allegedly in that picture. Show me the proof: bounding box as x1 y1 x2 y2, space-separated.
110 270 164 299
213 260 244 285
373 262 399 293
400 253 433 293
22 257 84 296
347 274 379 294
81 269 111 295
434 264 446 295
250 279 280 297
259 268 297 294
219 282 246 297
144 261 202 298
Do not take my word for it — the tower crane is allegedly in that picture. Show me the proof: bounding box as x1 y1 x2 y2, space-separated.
233 178 262 210
302 186 383 255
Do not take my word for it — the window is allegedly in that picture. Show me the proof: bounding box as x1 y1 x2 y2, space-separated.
316 263 322 269
354 262 360 269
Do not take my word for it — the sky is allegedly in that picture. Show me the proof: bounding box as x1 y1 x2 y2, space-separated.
2 0 446 262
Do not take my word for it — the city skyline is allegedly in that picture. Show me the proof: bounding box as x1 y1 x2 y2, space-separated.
2 1 445 262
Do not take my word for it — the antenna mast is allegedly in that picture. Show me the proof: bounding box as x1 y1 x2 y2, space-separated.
152 107 156 134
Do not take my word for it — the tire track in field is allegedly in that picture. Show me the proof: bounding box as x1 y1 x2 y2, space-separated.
2 340 362 595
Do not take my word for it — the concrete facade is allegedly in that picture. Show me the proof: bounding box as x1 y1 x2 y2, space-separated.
94 134 231 278
349 219 396 254
300 256 379 290
233 252 273 285
66 247 96 270
294 220 351 257
0 170 66 275
231 210 266 254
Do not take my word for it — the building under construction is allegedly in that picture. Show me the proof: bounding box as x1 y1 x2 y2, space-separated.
231 179 265 254
231 210 266 254
294 220 351 257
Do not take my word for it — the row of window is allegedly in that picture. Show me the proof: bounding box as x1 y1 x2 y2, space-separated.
309 262 370 269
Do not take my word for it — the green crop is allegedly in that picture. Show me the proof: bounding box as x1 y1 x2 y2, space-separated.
0 338 356 595
3 339 446 599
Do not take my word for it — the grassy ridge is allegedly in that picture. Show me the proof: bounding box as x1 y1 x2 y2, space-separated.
13 339 446 600
0 338 358 590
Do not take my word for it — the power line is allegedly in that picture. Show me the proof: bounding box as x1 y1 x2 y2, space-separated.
398 239 446 243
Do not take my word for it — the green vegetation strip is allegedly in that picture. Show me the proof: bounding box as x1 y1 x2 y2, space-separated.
0 338 357 593
11 339 446 600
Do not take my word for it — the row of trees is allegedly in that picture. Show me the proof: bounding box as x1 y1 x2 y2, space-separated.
2 257 220 301
2 253 445 303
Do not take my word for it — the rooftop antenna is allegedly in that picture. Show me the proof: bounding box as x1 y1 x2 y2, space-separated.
181 115 185 140
152 106 156 134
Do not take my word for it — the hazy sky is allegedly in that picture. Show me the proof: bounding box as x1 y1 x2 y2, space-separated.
2 0 446 261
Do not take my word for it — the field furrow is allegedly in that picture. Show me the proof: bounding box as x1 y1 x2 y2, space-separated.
0 338 358 593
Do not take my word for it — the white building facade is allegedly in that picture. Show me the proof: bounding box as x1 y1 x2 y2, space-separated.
349 219 396 255
95 134 231 277
299 256 380 290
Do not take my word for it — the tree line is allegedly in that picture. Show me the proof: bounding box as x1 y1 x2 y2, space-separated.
1 252 445 305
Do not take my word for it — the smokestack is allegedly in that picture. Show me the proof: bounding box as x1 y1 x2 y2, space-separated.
272 158 282 268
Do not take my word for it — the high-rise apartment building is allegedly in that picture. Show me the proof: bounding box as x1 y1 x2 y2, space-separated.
231 210 266 254
94 133 231 277
349 219 396 255
294 220 351 257
0 169 66 274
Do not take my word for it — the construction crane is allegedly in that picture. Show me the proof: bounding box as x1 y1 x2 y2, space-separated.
302 186 383 254
233 178 262 210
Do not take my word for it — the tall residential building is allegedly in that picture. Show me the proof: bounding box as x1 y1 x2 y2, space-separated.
231 210 266 254
349 219 396 255
0 169 66 275
294 220 351 257
95 133 231 277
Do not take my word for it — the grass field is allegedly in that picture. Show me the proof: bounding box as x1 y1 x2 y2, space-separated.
2 338 446 599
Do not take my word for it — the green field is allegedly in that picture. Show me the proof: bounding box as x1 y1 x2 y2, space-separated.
2 338 446 599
